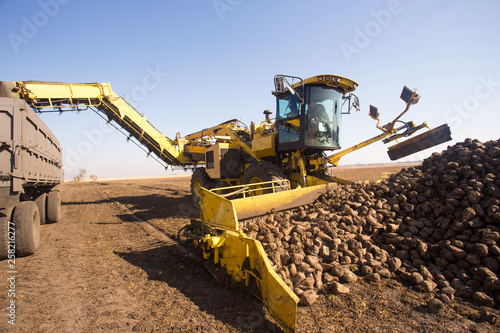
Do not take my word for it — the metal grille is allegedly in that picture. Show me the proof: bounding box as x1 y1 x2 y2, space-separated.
220 148 241 178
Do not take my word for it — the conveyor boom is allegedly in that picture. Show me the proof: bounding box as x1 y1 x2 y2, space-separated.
9 81 185 166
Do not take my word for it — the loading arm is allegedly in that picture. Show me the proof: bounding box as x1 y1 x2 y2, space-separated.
8 81 187 166
328 86 452 166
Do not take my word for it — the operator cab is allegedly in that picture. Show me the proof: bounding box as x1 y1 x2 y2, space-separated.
273 74 358 153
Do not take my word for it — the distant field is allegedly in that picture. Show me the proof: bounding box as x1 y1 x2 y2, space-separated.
328 163 420 182
76 163 421 184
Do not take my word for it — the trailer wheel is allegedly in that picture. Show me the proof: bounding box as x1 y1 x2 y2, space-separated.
242 161 289 196
0 207 14 260
13 201 40 257
46 190 61 223
35 193 47 225
191 168 217 206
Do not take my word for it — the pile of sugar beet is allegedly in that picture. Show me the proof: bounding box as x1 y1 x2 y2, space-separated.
240 138 500 311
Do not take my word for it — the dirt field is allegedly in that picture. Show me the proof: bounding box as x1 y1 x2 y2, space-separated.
1 164 499 332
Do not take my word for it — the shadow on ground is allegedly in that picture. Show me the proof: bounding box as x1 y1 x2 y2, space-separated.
112 194 199 219
116 246 283 333
63 193 198 220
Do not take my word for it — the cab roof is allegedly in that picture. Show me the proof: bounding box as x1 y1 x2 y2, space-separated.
293 74 358 93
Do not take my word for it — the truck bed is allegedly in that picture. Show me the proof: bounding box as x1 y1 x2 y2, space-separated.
0 97 62 196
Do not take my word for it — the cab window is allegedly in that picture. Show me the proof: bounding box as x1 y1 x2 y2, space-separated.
277 90 302 144
305 86 342 148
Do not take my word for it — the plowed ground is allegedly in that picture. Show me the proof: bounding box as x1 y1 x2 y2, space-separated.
1 164 499 332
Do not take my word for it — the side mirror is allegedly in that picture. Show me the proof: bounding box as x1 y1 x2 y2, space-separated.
352 95 360 112
342 93 360 114
274 76 285 94
272 74 305 105
274 76 298 96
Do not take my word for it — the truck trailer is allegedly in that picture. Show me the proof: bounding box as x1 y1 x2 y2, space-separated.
0 95 63 260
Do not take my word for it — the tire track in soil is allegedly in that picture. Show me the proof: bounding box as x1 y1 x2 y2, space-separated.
0 182 279 333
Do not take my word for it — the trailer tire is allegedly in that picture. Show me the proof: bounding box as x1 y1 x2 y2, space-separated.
46 190 61 223
13 201 40 257
35 192 47 225
0 207 14 260
191 168 217 206
242 161 289 196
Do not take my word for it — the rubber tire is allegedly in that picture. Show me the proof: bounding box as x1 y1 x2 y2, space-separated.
241 161 289 195
191 168 217 206
35 192 47 225
46 190 61 223
13 201 40 257
0 207 14 260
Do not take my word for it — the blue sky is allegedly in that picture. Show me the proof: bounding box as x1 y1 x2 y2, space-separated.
1 0 499 179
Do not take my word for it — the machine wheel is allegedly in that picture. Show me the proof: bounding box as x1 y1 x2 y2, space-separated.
13 201 40 257
34 192 47 225
46 190 61 223
191 168 217 206
242 161 289 196
0 207 14 260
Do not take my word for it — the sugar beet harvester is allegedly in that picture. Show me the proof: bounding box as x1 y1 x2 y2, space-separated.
0 75 452 332
1 76 451 200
